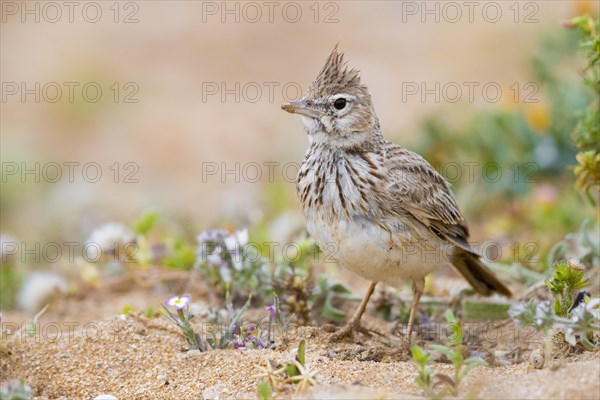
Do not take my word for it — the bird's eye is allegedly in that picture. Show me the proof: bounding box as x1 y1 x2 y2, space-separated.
333 98 347 110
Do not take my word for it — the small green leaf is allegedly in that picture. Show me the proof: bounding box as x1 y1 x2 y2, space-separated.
429 344 456 360
133 211 158 235
444 309 458 324
122 305 135 315
145 306 156 318
285 363 298 377
257 380 272 400
464 356 487 367
411 345 429 365
321 293 348 322
444 309 463 345
297 340 306 366
329 282 353 293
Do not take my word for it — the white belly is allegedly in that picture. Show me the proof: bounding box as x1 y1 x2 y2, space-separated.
306 213 448 287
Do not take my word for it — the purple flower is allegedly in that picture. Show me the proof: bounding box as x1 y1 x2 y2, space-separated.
197 229 228 244
196 229 230 270
265 305 276 319
246 336 265 349
166 295 190 310
247 324 255 333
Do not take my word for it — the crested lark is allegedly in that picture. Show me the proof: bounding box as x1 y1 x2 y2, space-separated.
282 45 511 343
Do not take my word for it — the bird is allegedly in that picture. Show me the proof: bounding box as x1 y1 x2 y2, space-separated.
281 45 511 343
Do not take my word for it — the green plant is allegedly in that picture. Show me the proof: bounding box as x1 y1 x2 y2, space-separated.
505 15 600 353
195 229 271 302
565 15 600 203
161 295 203 351
256 380 272 400
510 297 599 351
205 291 256 350
162 238 196 270
545 260 591 317
272 236 319 324
272 236 358 323
411 310 487 398
255 340 318 395
162 291 287 351
310 277 359 322
0 263 20 310
255 357 286 393
121 305 135 315
85 212 202 274
411 344 437 399
196 227 357 324
145 306 157 318
509 261 599 350
431 310 487 396
566 297 600 350
132 212 197 269
123 305 158 318
132 210 158 236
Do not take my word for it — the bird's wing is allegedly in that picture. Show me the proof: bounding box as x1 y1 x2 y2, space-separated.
383 142 473 252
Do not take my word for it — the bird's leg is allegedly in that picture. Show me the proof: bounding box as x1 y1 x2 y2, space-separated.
329 281 377 342
406 279 424 345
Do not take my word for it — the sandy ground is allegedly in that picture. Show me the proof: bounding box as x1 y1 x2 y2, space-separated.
2 283 599 400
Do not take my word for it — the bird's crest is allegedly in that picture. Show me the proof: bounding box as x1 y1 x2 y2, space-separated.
306 44 365 99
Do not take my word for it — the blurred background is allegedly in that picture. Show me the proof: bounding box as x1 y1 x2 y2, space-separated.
1 1 598 313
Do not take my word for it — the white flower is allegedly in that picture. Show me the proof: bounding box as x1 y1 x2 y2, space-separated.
196 229 228 268
18 272 67 314
206 247 224 266
224 234 238 252
220 267 232 283
166 295 190 310
87 223 135 253
231 253 244 271
236 228 249 247
224 228 248 252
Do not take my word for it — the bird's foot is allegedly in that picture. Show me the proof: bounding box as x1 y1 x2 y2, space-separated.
328 319 371 342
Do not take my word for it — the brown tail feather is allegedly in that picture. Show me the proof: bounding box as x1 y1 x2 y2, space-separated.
451 250 511 297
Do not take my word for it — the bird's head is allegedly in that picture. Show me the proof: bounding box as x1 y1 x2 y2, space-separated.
282 45 380 150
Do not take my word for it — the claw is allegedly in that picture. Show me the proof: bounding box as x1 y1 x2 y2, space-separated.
329 320 359 342
328 281 378 343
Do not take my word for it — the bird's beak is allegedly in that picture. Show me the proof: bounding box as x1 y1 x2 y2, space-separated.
281 100 323 119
